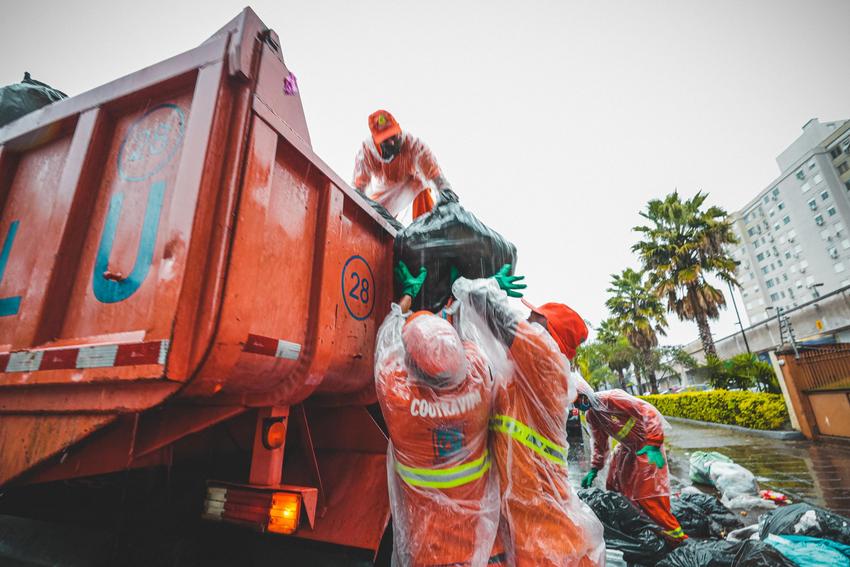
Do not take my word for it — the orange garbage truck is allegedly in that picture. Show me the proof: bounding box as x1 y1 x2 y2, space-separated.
0 7 396 558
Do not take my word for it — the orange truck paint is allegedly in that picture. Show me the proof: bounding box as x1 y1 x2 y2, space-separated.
0 8 393 552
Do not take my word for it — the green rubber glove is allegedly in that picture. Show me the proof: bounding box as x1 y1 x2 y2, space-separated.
493 264 527 298
581 468 598 489
636 445 666 469
395 261 427 299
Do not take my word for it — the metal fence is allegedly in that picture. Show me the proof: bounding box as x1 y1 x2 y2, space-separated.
793 344 850 392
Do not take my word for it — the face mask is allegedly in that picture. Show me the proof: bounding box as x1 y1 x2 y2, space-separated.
380 137 401 160
576 397 591 412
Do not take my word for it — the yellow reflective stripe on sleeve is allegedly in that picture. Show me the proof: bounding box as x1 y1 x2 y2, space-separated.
613 417 636 442
489 415 567 466
395 449 491 489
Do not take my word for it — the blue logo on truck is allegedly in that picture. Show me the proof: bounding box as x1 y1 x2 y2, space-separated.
93 103 184 304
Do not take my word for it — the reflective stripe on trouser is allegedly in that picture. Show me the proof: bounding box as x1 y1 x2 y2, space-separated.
613 417 636 442
489 414 567 466
663 526 686 539
395 449 491 489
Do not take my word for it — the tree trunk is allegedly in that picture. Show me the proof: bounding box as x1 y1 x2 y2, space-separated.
616 368 628 390
643 349 659 394
633 364 644 395
696 312 717 359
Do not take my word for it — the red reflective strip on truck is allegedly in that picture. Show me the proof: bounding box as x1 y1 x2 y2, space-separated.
244 334 301 360
0 340 169 373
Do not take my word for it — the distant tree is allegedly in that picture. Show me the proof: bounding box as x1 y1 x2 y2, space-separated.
646 345 697 390
633 191 739 359
605 268 668 394
575 342 618 390
697 353 779 392
596 320 636 391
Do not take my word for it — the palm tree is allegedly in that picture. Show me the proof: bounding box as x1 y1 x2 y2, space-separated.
574 342 618 390
605 268 668 394
633 191 739 359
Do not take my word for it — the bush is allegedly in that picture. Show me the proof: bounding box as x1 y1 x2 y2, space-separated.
639 390 789 430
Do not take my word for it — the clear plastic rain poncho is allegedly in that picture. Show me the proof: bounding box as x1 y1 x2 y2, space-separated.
353 132 442 219
575 377 673 505
374 303 501 567
452 278 606 567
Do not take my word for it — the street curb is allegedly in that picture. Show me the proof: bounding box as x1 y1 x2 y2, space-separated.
663 416 805 440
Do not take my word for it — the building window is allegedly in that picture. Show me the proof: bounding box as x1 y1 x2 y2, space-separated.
785 251 791 259
821 190 830 201
783 216 791 224
808 160 817 170
774 222 780 231
777 259 783 267
816 214 825 226
748 227 756 236
836 262 846 273
808 199 818 210
796 170 805 180
772 187 780 196
766 280 774 288
845 180 850 191
839 163 850 175
778 202 785 210
829 246 839 258
762 267 769 274
828 206 837 216
757 252 765 261
770 292 780 301
783 273 789 281
832 147 843 159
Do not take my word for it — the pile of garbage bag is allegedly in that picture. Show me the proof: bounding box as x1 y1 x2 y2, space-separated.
657 539 796 567
394 190 517 313
0 72 66 128
577 488 672 565
759 502 850 545
671 491 743 538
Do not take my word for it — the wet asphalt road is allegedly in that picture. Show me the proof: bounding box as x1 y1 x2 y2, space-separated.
567 419 850 517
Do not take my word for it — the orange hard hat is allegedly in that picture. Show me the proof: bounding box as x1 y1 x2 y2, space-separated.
522 299 588 360
368 109 402 150
402 311 466 384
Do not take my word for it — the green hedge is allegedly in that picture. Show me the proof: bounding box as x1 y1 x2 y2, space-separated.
639 390 789 430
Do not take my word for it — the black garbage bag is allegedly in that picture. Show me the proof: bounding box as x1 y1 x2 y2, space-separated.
657 539 796 567
0 72 67 128
394 190 517 312
355 189 404 231
671 492 743 538
758 502 850 545
578 488 672 565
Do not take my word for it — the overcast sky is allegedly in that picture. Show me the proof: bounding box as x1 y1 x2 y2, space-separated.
3 0 850 348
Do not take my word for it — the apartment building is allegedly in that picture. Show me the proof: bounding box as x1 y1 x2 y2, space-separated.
730 119 850 324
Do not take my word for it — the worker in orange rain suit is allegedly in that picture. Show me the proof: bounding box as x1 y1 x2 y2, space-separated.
451 272 605 567
353 110 450 220
374 261 504 567
577 377 687 542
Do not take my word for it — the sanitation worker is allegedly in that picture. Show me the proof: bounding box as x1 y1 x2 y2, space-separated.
374 261 503 566
452 271 605 567
353 110 450 221
577 379 687 543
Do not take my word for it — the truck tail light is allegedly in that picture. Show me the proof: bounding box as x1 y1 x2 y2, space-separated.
268 492 301 534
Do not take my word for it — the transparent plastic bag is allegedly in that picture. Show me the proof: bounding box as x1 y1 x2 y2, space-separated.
374 304 501 566
453 278 605 566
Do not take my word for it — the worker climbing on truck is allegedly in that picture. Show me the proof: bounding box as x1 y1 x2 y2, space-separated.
374 261 503 566
353 109 450 221
452 272 605 566
577 378 687 543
